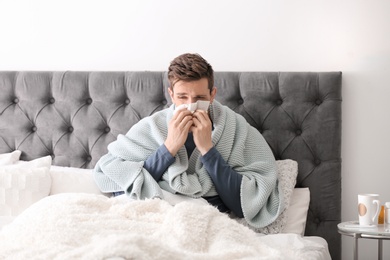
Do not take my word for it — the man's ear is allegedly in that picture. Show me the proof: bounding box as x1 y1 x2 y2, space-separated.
168 87 174 101
210 87 217 103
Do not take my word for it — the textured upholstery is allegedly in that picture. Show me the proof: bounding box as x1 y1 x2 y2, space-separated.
0 71 342 259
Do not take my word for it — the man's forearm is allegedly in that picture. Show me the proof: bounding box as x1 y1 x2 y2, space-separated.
201 147 244 217
144 144 175 181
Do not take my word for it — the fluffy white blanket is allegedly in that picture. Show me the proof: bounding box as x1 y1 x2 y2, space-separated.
0 193 328 260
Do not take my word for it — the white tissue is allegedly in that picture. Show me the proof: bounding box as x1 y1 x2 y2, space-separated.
174 101 210 114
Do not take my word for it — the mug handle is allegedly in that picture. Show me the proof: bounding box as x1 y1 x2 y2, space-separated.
372 199 381 223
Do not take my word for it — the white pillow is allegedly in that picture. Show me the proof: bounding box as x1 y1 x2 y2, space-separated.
14 156 52 169
0 151 21 166
282 187 310 236
0 167 51 216
235 159 298 234
50 166 109 196
0 156 53 217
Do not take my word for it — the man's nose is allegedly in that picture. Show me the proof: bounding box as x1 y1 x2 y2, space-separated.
188 98 196 104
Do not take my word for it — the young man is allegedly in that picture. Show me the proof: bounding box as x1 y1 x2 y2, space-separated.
94 53 282 228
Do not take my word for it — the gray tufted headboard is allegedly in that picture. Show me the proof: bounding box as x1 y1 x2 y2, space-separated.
0 71 342 260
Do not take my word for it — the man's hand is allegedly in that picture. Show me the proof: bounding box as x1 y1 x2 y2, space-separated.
191 110 213 155
164 108 193 156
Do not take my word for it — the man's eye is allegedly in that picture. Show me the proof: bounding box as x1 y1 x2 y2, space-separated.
178 96 187 99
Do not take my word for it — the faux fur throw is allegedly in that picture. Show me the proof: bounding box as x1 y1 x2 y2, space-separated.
94 100 282 228
0 194 330 260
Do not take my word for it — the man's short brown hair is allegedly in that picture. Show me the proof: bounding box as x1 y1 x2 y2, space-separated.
168 53 214 92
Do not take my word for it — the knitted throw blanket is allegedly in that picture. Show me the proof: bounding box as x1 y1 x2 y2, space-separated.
94 101 282 228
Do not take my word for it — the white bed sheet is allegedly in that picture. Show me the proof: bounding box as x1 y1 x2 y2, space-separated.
0 216 15 230
256 233 331 260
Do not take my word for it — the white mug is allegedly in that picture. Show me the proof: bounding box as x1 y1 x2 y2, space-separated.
358 194 380 226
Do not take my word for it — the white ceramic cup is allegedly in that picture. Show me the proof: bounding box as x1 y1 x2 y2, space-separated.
358 194 380 226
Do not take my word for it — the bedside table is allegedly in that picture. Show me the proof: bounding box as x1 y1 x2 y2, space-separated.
338 221 390 260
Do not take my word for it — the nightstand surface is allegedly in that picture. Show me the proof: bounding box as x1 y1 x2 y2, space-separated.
338 221 390 260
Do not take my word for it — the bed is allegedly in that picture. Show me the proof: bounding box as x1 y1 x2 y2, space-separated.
0 71 341 259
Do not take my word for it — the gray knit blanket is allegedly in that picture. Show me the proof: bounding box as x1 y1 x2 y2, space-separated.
94 101 282 228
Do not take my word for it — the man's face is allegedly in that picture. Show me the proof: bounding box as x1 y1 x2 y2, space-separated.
168 78 217 107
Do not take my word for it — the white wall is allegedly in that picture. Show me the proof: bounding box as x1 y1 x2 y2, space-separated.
1 0 390 258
